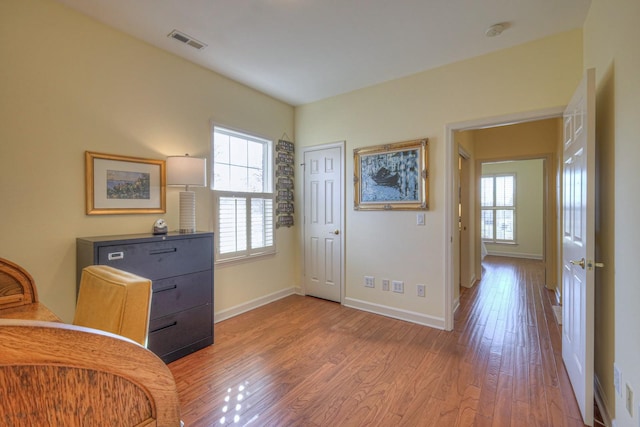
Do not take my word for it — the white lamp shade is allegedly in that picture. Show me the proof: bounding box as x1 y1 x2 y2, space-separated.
167 155 206 233
166 156 207 186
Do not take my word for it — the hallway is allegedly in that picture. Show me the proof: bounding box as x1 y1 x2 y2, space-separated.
456 255 592 426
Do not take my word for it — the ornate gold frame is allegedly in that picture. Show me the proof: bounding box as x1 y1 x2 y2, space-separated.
354 138 428 211
85 151 166 215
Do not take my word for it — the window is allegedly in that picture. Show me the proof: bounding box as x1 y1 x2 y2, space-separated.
481 174 515 243
212 126 274 261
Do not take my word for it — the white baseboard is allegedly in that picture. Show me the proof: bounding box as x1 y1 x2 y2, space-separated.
453 297 460 315
214 287 299 323
486 251 543 260
552 305 562 326
215 290 444 330
461 274 476 289
594 374 612 426
344 297 445 330
555 287 561 305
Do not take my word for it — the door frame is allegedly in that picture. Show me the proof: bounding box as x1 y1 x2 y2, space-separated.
456 147 471 312
459 147 472 289
444 107 563 331
301 141 346 304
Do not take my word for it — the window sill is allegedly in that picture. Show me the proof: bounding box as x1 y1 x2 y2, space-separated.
215 250 277 267
483 241 518 246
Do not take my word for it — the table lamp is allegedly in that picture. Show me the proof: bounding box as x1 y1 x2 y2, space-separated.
166 154 206 233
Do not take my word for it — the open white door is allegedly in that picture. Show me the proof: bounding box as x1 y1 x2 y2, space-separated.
562 68 597 426
303 144 344 302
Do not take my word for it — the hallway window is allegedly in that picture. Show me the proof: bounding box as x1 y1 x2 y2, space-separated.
212 126 274 261
481 174 515 243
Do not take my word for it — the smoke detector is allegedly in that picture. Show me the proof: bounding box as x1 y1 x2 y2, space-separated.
167 30 207 50
485 23 506 37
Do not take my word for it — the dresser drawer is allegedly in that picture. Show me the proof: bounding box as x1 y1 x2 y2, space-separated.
96 237 212 280
151 270 212 319
148 304 213 360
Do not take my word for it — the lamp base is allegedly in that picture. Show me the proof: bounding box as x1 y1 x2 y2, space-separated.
178 191 196 233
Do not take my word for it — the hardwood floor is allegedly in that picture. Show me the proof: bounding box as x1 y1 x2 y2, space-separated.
169 256 589 426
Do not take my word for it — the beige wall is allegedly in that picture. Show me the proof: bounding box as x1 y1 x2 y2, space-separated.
0 0 295 322
295 31 582 326
481 159 544 259
471 119 560 159
584 0 640 423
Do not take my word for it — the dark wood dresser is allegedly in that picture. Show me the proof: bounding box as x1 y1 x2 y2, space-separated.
76 231 214 363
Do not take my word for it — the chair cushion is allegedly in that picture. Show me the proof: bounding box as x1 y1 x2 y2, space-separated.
73 265 151 346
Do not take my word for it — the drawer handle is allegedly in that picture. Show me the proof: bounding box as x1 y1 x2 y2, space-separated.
149 248 177 255
154 284 178 293
107 251 124 261
150 321 177 333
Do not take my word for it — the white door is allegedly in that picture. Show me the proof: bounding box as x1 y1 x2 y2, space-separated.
562 68 596 426
303 144 343 302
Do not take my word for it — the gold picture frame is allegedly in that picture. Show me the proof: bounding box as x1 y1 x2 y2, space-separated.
85 151 166 215
354 138 428 210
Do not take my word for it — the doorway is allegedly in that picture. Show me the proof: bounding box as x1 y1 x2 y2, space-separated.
444 108 564 331
480 158 546 261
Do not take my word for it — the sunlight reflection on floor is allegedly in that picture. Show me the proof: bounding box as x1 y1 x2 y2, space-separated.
219 381 252 425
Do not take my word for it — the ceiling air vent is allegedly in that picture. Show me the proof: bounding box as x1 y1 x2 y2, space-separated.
167 30 207 50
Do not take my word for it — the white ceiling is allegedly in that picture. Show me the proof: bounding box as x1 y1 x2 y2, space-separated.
54 0 591 106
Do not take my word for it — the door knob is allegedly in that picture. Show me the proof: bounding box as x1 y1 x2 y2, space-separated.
570 258 605 270
330 230 340 235
587 260 605 270
570 258 585 269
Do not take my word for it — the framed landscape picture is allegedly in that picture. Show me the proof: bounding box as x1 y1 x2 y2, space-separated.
353 138 428 210
85 151 166 215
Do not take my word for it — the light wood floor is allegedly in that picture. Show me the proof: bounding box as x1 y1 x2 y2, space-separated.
169 256 589 426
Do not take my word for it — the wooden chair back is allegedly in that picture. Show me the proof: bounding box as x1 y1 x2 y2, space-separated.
0 257 38 309
0 319 181 426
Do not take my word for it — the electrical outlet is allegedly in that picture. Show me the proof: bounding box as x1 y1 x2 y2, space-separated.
626 383 634 416
392 280 404 293
614 364 622 396
364 276 375 288
382 279 390 291
416 284 426 297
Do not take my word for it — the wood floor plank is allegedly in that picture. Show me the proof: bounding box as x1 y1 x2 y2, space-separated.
529 362 550 426
169 256 591 426
492 372 513 426
454 384 481 426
